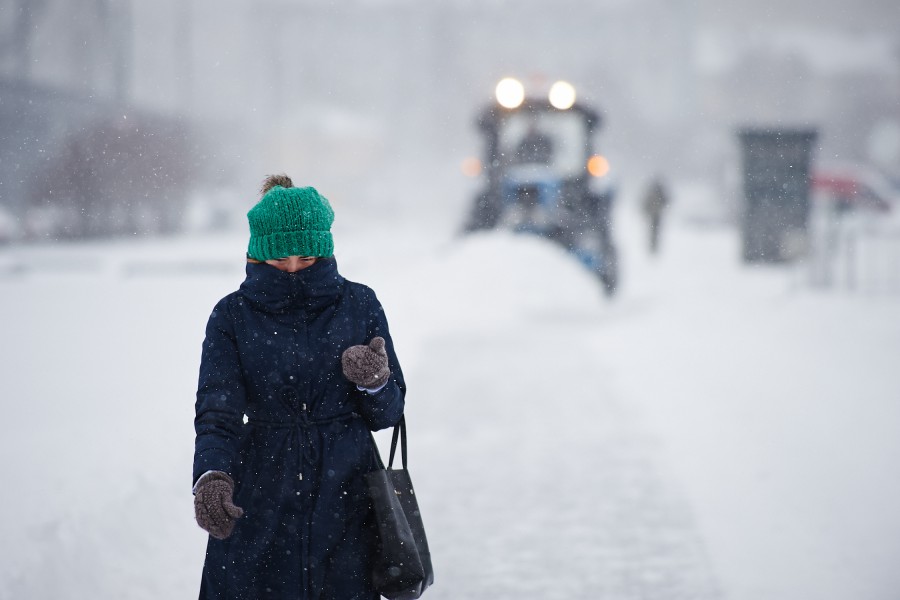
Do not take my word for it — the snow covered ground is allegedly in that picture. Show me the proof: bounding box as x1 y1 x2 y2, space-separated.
1 189 899 599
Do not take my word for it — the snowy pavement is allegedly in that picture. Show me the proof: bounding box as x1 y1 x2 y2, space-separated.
1 193 899 599
411 330 720 600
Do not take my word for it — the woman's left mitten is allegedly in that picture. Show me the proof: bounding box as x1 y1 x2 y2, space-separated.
194 471 244 540
341 336 391 390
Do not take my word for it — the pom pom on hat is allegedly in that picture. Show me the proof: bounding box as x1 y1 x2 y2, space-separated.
247 184 334 260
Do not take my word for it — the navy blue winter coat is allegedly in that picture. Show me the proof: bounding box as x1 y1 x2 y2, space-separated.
193 257 406 599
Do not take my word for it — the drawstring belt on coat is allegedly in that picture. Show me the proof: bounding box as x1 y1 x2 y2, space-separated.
247 411 358 481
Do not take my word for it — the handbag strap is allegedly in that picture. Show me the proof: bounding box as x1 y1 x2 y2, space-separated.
370 415 409 471
387 415 408 470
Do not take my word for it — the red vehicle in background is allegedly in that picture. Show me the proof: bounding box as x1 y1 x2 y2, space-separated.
811 164 898 214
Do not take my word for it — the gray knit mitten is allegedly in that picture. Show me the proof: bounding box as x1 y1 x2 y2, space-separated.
341 336 391 390
194 471 244 540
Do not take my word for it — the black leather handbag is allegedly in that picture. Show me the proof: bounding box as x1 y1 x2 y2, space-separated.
366 416 434 599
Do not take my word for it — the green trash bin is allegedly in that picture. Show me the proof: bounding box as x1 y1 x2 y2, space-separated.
738 127 818 263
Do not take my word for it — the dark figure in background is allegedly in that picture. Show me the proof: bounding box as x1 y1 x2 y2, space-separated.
641 176 670 254
516 124 554 165
192 174 406 599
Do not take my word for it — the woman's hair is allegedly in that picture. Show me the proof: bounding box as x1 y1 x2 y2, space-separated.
260 173 293 196
251 174 295 262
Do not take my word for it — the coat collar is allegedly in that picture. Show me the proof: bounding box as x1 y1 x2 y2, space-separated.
239 257 346 313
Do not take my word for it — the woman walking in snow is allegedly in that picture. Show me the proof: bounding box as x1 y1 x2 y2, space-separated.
192 174 406 599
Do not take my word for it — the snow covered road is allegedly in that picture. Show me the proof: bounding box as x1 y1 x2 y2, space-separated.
0 197 898 599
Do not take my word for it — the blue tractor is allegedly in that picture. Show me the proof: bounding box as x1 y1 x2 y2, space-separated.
463 78 618 296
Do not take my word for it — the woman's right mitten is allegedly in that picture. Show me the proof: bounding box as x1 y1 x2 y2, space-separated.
194 471 244 540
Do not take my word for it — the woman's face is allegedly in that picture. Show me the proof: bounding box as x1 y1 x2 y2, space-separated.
265 256 318 272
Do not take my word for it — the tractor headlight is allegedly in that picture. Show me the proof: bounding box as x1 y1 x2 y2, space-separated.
549 81 576 110
495 78 525 109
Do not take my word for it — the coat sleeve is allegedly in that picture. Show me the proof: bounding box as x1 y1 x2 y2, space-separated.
353 288 406 431
193 298 248 485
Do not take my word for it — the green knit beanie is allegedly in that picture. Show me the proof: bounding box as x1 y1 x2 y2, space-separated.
247 186 335 260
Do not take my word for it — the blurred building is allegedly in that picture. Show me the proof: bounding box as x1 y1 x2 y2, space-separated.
1 0 898 237
0 0 197 239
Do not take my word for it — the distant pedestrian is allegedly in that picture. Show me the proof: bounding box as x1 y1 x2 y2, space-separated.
192 174 407 599
641 175 670 254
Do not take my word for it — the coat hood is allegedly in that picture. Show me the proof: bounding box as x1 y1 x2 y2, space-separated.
239 257 345 313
